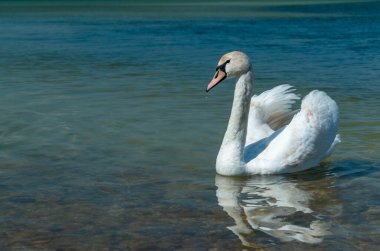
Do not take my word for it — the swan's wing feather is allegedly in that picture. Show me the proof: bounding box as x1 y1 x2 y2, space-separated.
246 90 340 174
246 85 300 145
267 109 300 131
256 84 300 130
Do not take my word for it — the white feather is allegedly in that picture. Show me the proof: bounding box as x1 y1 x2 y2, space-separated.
246 84 300 145
245 90 340 174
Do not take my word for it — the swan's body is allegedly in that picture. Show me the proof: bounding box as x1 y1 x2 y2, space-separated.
207 51 340 176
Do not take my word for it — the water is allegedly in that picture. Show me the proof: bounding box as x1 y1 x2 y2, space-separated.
0 1 379 250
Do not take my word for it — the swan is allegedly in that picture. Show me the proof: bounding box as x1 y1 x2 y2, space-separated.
206 51 340 175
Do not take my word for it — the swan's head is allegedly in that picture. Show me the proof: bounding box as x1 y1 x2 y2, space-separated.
206 51 251 92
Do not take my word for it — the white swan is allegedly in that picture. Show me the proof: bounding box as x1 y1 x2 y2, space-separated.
206 51 340 175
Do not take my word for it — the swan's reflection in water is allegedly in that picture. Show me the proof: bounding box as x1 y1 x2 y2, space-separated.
215 174 337 246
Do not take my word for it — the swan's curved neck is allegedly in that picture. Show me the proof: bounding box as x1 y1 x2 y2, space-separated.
216 70 253 175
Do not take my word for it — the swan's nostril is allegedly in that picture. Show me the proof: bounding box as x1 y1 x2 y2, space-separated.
215 71 219 79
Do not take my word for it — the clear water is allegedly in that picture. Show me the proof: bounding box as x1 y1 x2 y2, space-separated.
0 1 379 250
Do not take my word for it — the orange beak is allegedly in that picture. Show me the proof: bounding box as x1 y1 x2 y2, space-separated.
206 69 227 92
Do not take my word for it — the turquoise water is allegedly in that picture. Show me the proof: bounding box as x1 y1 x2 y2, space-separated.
0 1 380 250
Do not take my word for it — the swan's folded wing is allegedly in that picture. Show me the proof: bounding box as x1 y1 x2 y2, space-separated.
246 90 340 174
246 85 300 145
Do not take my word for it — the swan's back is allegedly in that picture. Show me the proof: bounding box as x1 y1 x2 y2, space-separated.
246 90 340 174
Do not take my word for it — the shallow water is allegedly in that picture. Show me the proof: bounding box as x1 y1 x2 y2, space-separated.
0 1 380 250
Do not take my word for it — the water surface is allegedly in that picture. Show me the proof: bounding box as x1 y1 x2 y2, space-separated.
0 1 379 250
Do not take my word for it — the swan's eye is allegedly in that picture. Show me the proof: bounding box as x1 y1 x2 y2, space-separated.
216 59 231 73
